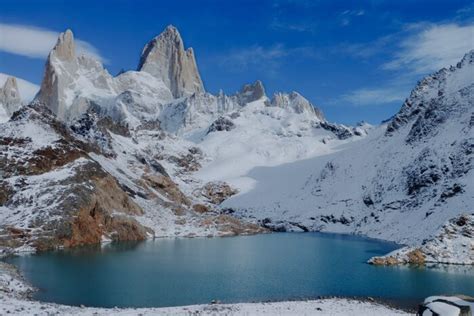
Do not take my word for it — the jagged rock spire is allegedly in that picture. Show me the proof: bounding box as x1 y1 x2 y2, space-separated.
236 80 266 105
138 25 204 98
51 29 76 61
0 76 22 118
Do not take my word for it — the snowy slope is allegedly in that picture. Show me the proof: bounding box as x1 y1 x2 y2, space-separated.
193 98 368 194
221 51 474 263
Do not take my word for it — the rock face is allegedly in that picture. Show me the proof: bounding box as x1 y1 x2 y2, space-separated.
237 80 266 105
35 29 173 125
0 77 22 121
387 49 474 135
270 91 324 119
0 103 152 250
138 25 204 98
207 116 235 134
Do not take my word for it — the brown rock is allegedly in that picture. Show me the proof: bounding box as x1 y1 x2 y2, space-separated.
142 173 191 206
193 204 210 213
406 248 425 264
200 181 238 205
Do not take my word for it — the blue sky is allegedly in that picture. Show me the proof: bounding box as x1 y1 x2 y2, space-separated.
0 0 473 124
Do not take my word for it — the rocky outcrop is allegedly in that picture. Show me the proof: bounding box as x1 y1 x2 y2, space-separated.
199 182 238 204
207 116 235 133
236 80 266 105
138 25 204 98
0 104 153 251
387 50 474 135
370 214 474 265
269 91 324 119
0 77 22 119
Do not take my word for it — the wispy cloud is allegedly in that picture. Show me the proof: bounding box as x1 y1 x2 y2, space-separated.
341 86 407 107
270 18 317 33
216 44 320 74
338 22 473 108
383 23 474 74
339 9 365 27
0 23 106 63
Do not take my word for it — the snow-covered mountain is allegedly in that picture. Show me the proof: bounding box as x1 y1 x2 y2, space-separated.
223 50 474 264
0 26 471 264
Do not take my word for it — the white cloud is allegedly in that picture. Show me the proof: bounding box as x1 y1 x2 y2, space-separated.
0 73 39 102
383 23 474 74
341 86 407 107
339 9 365 27
217 44 319 74
0 23 106 63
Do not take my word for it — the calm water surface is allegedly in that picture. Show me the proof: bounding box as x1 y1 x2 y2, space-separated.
5 233 474 308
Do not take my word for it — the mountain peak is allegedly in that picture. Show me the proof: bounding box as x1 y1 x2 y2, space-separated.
0 76 22 121
270 91 324 119
237 80 266 105
162 24 180 37
51 29 75 61
138 26 204 98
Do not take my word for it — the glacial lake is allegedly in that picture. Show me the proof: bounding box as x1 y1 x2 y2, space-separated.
5 232 474 308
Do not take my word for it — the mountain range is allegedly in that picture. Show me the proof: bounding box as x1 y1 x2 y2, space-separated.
0 26 472 264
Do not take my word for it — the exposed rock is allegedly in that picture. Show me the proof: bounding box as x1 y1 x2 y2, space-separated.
201 214 266 236
36 29 172 124
270 91 324 119
200 181 238 204
369 248 425 265
0 77 22 119
138 25 204 98
319 121 354 140
166 147 203 173
236 80 266 105
207 116 235 134
0 104 154 251
142 174 191 206
387 50 474 135
36 29 79 120
58 173 150 249
370 214 474 265
193 204 210 213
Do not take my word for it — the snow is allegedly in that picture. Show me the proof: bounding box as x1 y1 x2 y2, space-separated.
0 298 412 316
193 99 362 194
422 296 474 316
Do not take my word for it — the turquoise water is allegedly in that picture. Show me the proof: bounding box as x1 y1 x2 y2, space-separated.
5 233 474 308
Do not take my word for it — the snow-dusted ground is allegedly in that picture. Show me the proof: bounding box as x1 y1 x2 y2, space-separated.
0 298 412 316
